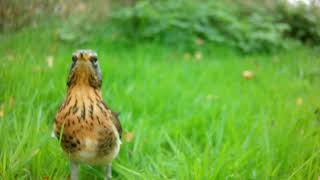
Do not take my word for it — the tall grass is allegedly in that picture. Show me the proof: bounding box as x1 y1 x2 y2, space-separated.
0 22 320 179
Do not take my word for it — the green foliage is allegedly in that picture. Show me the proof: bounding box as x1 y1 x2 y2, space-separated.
3 0 320 54
110 0 289 53
276 3 320 45
110 0 320 53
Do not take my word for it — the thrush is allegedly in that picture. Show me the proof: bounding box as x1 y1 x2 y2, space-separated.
54 50 122 180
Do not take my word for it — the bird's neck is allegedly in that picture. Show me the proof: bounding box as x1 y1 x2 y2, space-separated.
68 67 91 87
67 63 101 89
58 85 104 121
66 85 103 103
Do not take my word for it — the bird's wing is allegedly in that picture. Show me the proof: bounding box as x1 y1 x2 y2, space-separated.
101 101 122 139
111 111 122 139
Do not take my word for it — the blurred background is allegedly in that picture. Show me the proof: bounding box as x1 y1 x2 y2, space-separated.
1 0 320 179
1 0 320 53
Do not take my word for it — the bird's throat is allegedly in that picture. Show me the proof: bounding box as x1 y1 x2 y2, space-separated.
68 64 101 89
67 86 103 103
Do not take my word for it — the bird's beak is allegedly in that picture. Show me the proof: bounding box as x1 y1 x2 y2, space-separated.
78 53 90 61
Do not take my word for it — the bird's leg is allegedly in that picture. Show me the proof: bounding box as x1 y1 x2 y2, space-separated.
70 161 78 180
105 163 112 180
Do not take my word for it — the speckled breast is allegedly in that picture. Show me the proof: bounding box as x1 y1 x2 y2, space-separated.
54 92 121 165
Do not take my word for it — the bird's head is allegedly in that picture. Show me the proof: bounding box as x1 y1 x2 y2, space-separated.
67 49 102 89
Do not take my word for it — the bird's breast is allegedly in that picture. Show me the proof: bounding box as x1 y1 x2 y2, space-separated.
54 93 121 165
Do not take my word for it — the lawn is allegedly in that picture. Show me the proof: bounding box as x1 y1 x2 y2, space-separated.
0 22 320 179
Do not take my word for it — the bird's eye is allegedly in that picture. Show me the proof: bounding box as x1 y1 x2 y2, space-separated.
72 55 77 62
90 56 98 63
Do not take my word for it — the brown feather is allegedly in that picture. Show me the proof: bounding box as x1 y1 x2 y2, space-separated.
54 50 121 165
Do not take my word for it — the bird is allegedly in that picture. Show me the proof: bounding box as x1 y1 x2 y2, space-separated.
53 50 122 180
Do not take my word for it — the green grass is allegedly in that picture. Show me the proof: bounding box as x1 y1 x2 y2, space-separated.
0 22 320 180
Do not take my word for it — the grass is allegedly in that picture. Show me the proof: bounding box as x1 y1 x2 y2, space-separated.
0 22 320 179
